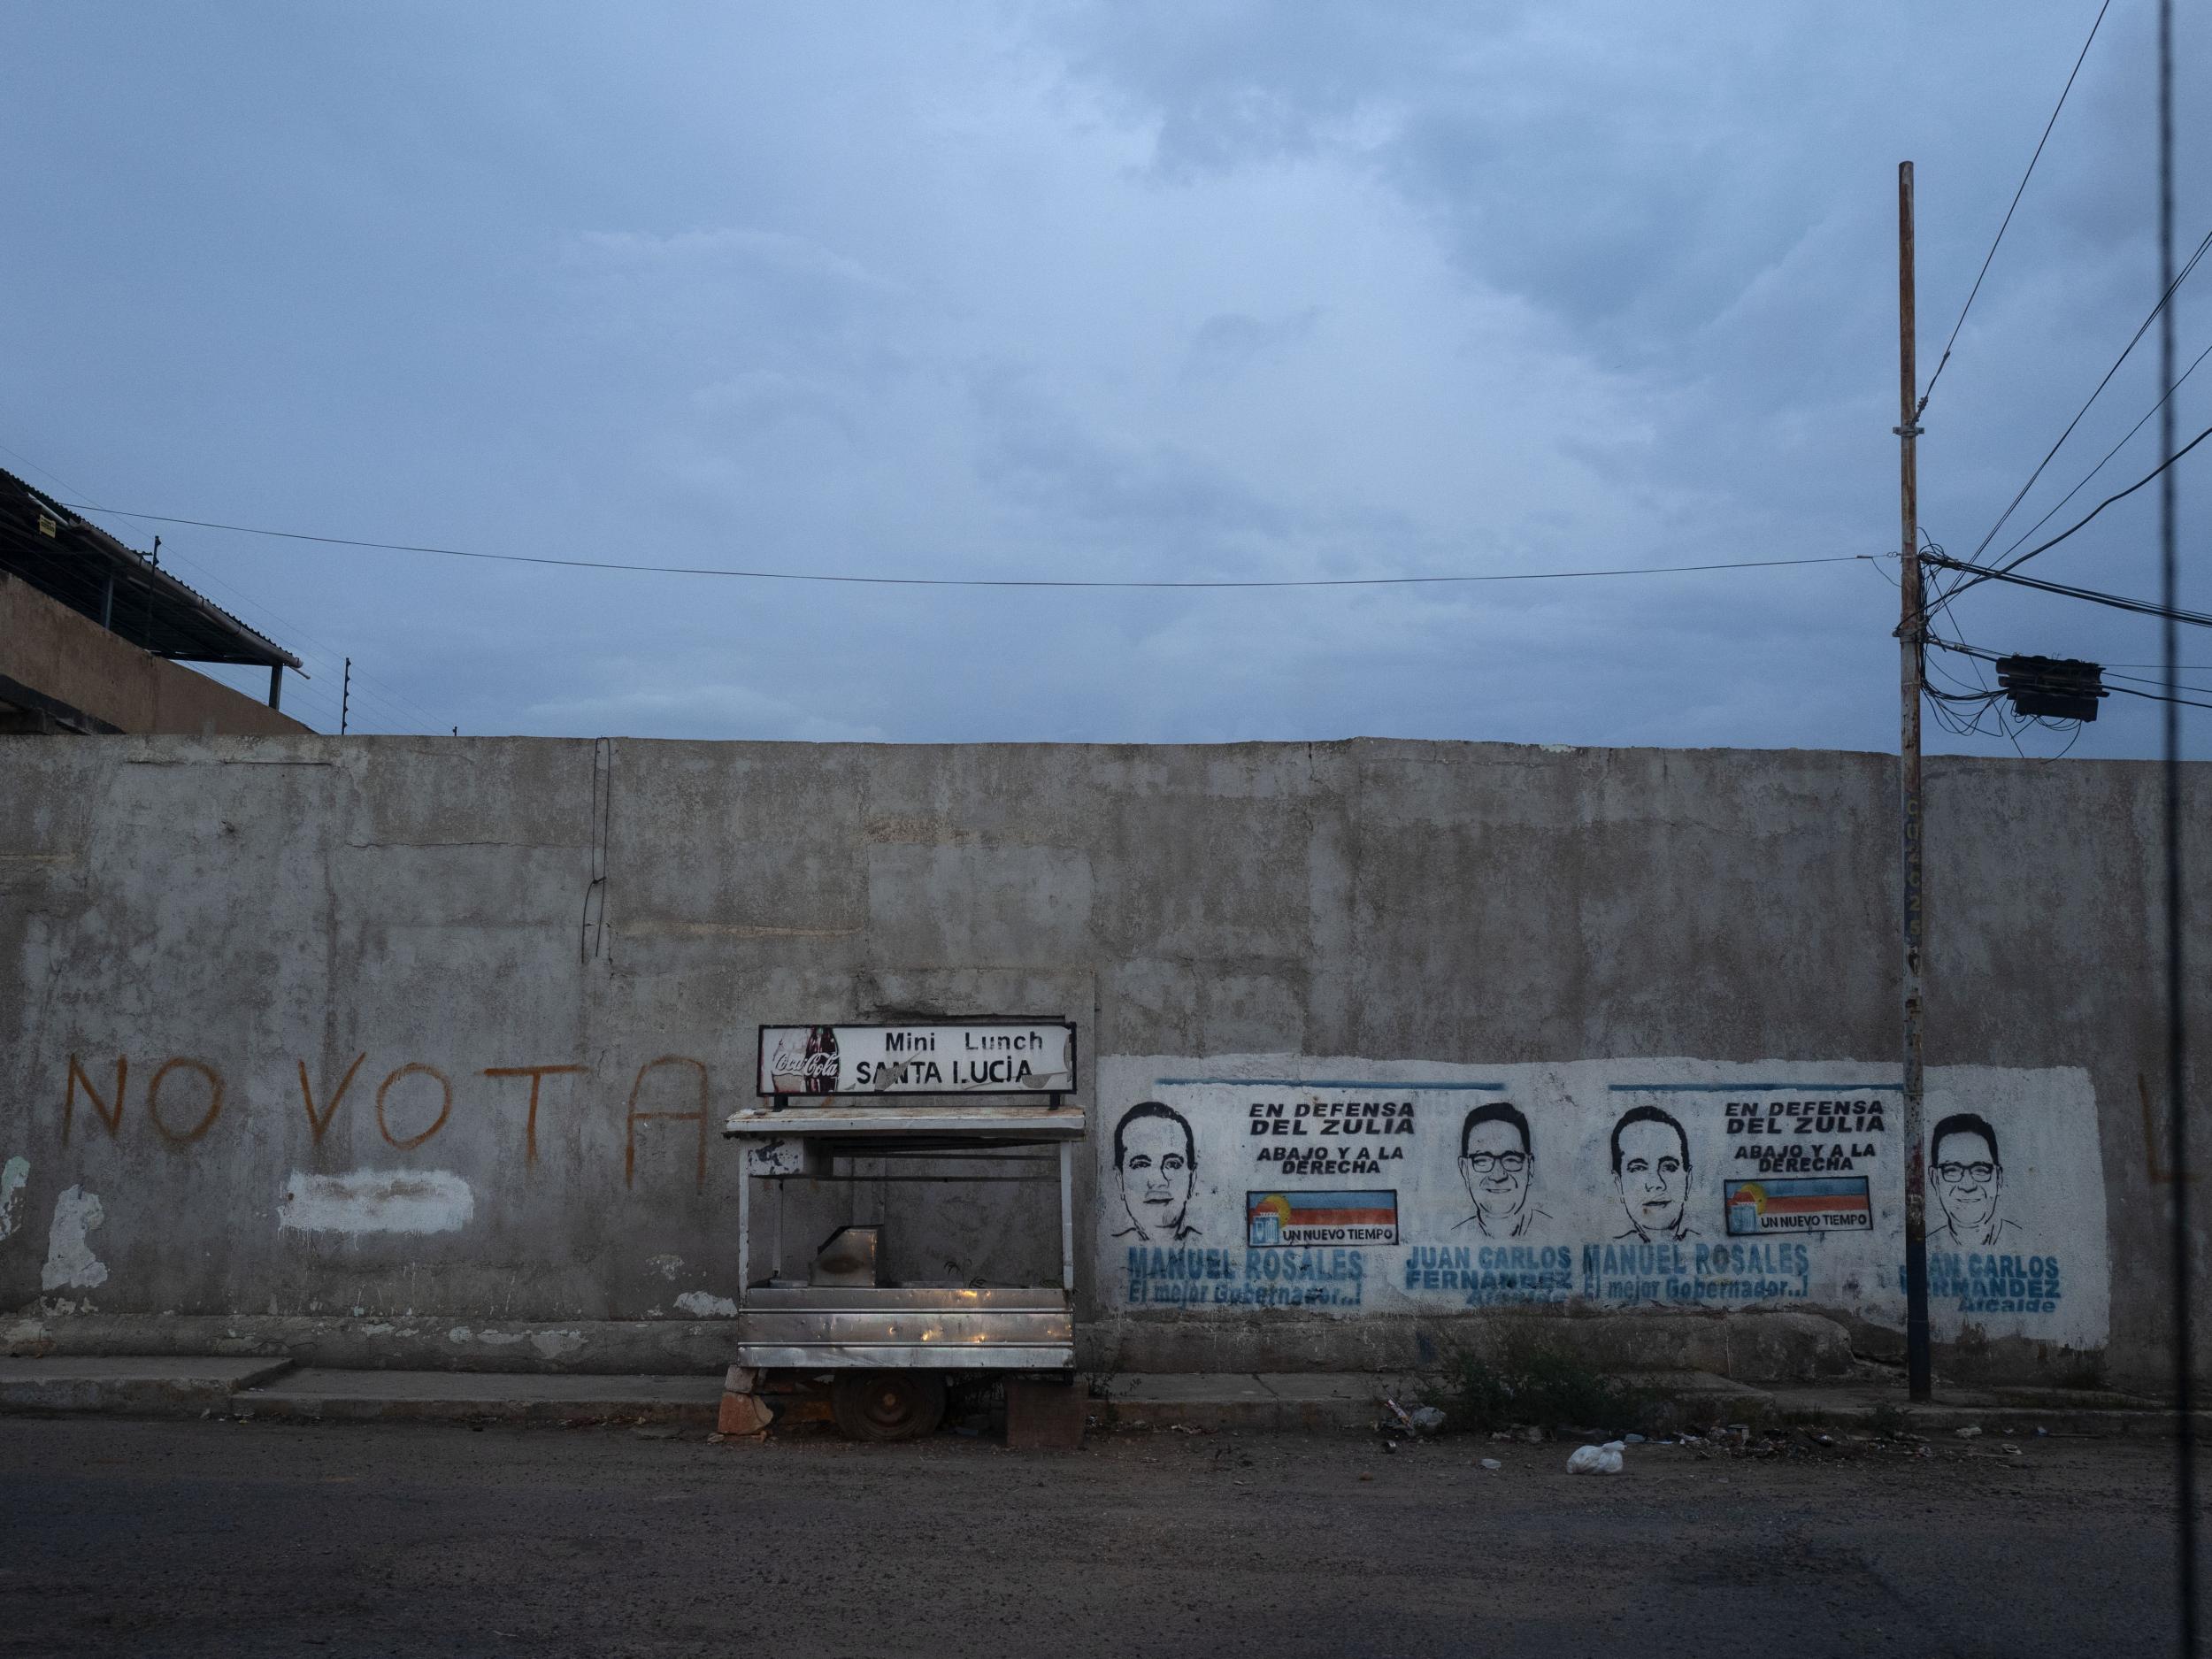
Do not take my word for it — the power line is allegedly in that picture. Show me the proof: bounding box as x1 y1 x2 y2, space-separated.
2108 668 2212 695
0 440 182 572
143 545 440 733
1994 411 2212 573
1926 634 2212 712
1924 549 2212 629
1929 415 2212 619
0 441 443 733
129 552 430 733
1989 332 2212 567
2112 680 2212 713
1964 219 2212 565
53 503 1878 589
104 539 442 734
1918 0 2115 417
1921 649 2061 749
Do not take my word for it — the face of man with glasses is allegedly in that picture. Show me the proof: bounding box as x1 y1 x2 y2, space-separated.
1459 1110 1533 1234
1931 1118 2009 1244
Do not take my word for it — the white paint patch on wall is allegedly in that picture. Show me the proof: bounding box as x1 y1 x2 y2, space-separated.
674 1290 738 1317
0 1156 28 1242
278 1171 474 1235
451 1327 526 1347
41 1186 108 1292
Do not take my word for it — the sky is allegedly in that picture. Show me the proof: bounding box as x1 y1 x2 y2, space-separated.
3 2 2207 755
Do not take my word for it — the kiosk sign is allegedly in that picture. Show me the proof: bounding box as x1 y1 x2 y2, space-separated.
757 1021 1077 1097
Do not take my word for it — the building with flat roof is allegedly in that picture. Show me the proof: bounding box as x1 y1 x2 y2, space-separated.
0 467 308 736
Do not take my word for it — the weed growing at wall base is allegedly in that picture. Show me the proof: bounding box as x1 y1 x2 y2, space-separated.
1420 1332 1663 1437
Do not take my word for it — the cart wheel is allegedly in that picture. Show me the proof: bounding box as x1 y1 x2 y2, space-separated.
830 1371 948 1442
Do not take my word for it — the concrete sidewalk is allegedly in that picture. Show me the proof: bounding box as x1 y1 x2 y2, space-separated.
0 1359 1410 1430
0 1356 2200 1438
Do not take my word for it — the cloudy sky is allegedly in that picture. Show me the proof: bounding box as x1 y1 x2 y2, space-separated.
4 3 2205 754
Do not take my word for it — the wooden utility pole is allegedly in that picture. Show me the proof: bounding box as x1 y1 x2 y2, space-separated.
1896 160 1932 1402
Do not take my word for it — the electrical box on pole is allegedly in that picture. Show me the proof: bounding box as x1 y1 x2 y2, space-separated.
1994 656 2106 722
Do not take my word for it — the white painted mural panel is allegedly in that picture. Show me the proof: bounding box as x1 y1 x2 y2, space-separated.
1094 1055 2108 1349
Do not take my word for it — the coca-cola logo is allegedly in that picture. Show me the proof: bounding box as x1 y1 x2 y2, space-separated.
767 1041 840 1086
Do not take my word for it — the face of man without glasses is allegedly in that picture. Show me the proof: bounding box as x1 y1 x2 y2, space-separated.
1117 1115 1194 1240
1461 1118 1532 1225
1932 1126 2002 1239
1616 1117 1687 1239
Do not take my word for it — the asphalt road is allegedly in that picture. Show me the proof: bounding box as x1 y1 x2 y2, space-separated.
0 1416 2200 1658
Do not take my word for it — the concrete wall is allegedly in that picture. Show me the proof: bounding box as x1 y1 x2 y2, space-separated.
0 573 309 736
0 733 2201 1390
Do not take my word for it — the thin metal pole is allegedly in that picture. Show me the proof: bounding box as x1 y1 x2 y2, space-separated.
2158 1 2197 1647
1896 159 1933 1403
1059 1140 1075 1294
340 657 351 736
736 1150 751 1299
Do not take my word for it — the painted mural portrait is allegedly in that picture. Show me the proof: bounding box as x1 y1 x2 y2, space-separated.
1454 1101 1550 1237
1112 1101 1201 1242
1611 1105 1700 1241
1929 1111 2021 1246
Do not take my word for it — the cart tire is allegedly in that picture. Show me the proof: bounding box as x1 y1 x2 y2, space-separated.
830 1371 948 1442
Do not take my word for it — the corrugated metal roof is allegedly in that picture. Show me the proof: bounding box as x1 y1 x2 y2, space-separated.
0 468 300 668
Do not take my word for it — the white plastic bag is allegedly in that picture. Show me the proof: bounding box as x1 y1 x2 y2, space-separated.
1565 1440 1625 1475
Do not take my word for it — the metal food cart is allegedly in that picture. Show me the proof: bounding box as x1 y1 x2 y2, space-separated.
720 1020 1084 1441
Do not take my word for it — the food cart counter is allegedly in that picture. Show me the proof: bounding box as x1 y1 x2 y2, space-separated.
722 1102 1086 1372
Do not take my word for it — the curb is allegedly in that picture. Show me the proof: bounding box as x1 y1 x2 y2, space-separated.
0 1357 296 1417
234 1393 720 1428
1099 1397 1374 1433
1772 1401 2212 1440
3 1358 2201 1440
233 1370 726 1427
